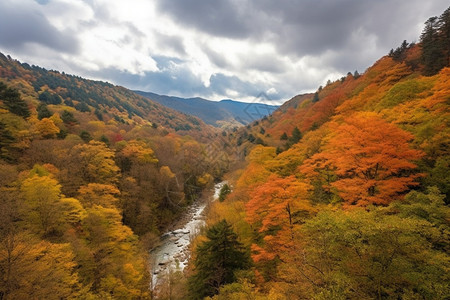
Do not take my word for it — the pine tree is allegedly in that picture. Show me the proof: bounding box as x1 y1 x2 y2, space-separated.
289 127 302 144
188 220 250 299
421 17 446 75
0 82 30 118
0 121 15 161
218 184 231 202
438 6 450 66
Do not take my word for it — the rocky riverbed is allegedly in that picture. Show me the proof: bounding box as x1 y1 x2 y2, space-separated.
150 181 227 291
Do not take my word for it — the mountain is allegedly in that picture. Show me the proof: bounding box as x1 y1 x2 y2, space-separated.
202 19 450 299
135 90 279 127
0 52 229 298
0 53 218 137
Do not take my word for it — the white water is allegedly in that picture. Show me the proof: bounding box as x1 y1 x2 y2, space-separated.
150 181 227 290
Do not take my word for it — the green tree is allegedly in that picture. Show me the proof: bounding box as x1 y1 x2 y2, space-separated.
188 220 250 299
61 110 77 124
0 82 30 117
283 199 450 299
37 103 52 120
218 184 231 202
312 92 319 103
421 16 446 75
39 90 61 104
290 127 302 144
75 102 91 112
79 130 92 143
438 6 450 66
0 121 15 161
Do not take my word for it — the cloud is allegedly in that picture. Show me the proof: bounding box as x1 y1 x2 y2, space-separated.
0 0 80 54
0 0 448 104
157 0 255 39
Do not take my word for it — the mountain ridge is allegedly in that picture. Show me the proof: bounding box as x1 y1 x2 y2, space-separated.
135 90 279 127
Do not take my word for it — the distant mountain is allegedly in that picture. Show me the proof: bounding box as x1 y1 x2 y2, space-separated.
0 53 217 136
135 91 279 127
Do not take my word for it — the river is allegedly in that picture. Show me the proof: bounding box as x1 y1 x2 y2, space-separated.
149 181 227 291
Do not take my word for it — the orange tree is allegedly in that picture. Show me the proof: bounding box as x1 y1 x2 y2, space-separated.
301 112 424 206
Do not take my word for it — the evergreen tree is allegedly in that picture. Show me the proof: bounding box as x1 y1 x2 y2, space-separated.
280 132 288 140
37 103 53 120
188 220 250 299
218 184 231 202
312 92 319 103
79 131 92 143
421 17 446 75
0 121 15 161
438 6 450 66
61 110 77 124
289 127 302 144
0 82 30 118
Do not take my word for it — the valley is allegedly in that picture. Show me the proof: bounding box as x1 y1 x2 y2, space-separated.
0 3 449 300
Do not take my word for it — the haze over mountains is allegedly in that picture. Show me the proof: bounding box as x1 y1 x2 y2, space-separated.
135 91 279 127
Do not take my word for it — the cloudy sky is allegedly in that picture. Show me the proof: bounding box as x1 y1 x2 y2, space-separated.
0 0 448 103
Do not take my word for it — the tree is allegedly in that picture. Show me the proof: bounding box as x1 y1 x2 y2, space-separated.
188 220 250 299
284 200 450 299
438 6 450 66
0 234 84 299
37 103 53 120
301 112 424 206
68 141 120 189
421 17 446 75
35 118 60 139
78 183 120 208
245 175 311 266
312 92 319 103
218 184 231 202
0 121 15 161
39 90 62 104
289 127 302 144
79 130 92 143
21 172 64 236
79 205 150 298
61 110 77 124
0 82 30 117
75 102 91 112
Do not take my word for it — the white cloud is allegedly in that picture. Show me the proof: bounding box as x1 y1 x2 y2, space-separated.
0 0 449 103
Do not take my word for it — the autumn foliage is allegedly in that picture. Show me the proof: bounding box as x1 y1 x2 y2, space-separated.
301 112 424 206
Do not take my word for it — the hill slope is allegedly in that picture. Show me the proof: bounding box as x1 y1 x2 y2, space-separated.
0 53 215 136
0 53 228 299
201 12 450 299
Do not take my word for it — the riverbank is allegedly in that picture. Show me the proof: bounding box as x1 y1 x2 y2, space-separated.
149 181 227 292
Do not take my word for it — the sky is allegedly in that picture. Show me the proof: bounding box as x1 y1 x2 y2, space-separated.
0 0 448 104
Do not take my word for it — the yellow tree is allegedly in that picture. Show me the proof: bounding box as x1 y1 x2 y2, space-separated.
35 118 60 139
78 183 120 208
70 140 120 186
21 173 63 235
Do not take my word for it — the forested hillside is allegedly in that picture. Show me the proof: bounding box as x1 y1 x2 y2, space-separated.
190 7 450 300
1 5 450 300
0 53 228 299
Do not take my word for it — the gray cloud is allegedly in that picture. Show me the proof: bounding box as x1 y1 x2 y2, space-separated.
1 0 448 104
83 62 284 102
0 1 79 54
157 0 255 39
154 32 187 56
157 0 449 61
